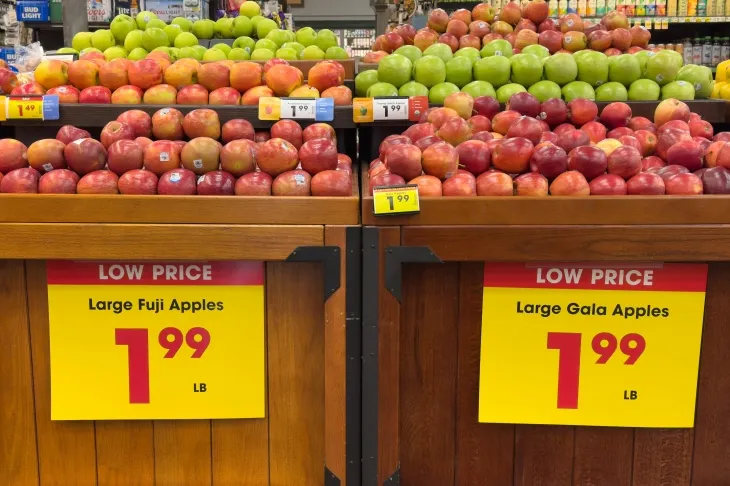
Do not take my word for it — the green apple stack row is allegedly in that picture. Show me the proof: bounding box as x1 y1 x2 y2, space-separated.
355 42 713 103
62 2 347 64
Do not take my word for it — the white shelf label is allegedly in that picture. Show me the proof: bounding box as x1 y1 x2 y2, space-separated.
280 98 317 120
373 98 409 121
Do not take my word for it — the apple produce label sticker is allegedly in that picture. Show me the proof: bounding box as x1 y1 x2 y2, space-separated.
169 172 181 183
478 262 708 428
193 159 203 169
43 163 53 172
160 152 170 162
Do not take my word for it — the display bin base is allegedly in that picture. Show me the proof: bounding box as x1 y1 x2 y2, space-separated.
361 171 730 486
0 177 361 486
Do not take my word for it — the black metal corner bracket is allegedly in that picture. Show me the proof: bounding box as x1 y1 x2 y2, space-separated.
325 466 341 486
384 467 400 485
345 227 362 486
286 246 341 301
384 246 443 303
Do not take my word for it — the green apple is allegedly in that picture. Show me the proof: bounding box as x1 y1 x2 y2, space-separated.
136 11 158 30
72 32 93 52
445 56 473 88
275 48 299 60
473 55 511 88
177 46 197 60
395 45 422 63
152 46 170 55
296 27 317 47
127 47 148 60
212 43 231 55
528 80 562 102
677 64 713 99
315 29 339 52
355 70 380 96
562 81 596 101
146 19 167 30
124 30 145 51
57 47 78 54
661 80 695 100
110 14 136 43
79 47 102 56
251 15 265 31
251 49 274 60
228 48 250 60
215 18 235 38
608 54 640 87
174 32 198 49
429 82 460 104
266 29 290 47
544 53 578 86
283 41 304 55
454 47 481 64
326 47 349 59
378 54 412 88
256 19 278 40
413 55 446 88
510 53 542 88
172 17 192 32
300 45 325 60
284 30 296 43
192 19 215 39
423 43 453 64
628 79 660 100
203 49 227 62
104 46 127 61
662 49 684 70
521 44 550 60
595 81 628 101
164 24 183 45
399 81 429 97
169 47 179 60
255 38 278 52
481 39 513 58
368 82 399 97
192 45 208 59
644 51 679 86
633 50 654 73
142 28 169 51
233 16 253 38
91 29 116 52
496 83 527 103
575 51 609 87
240 0 261 18
462 80 497 99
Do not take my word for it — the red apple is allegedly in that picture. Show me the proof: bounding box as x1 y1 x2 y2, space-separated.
0 167 39 193
370 173 406 194
628 116 655 132
665 172 703 195
221 119 255 144
195 171 235 195
492 137 534 173
421 141 459 180
143 140 181 176
409 175 443 196
310 170 351 196
457 140 491 175
654 98 690 128
689 119 713 140
539 30 563 53
658 120 690 136
158 168 197 195
379 134 412 160
257 138 299 177
303 123 336 143
64 138 106 175
152 108 185 141
666 140 703 171
100 121 136 149
589 173 627 195
473 96 501 119
272 169 311 196
700 166 730 194
557 130 591 153
506 92 541 118
514 172 548 196
549 170 590 195
300 138 338 175
657 128 693 160
607 146 642 180
442 172 477 196
38 169 79 194
56 126 91 146
235 172 273 196
183 108 221 140
580 121 607 143
611 28 632 50
568 98 598 126
181 137 221 175
627 172 665 195
476 170 513 196
507 116 543 144
385 144 423 180
539 98 568 127
567 145 608 180
530 144 568 179
271 120 303 149
118 169 158 195
437 117 473 146
107 139 144 175
600 102 632 129
642 155 666 171
633 130 657 156
28 140 64 173
618 135 642 153
117 110 152 138
492 110 522 135
220 140 255 178
415 135 442 152
77 170 119 194
607 127 634 139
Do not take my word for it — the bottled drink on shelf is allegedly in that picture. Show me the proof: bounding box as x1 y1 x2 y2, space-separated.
683 38 694 65
693 38 704 64
713 37 723 66
722 37 730 62
703 36 713 66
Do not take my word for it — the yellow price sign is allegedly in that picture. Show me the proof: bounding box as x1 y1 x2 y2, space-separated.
353 97 374 123
47 260 265 420
372 184 420 216
258 96 281 120
6 95 43 119
479 262 708 428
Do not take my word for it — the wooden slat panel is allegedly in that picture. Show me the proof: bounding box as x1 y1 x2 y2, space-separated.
267 262 325 486
25 260 98 485
403 226 730 262
0 260 39 486
324 226 348 483
4 224 323 260
212 417 269 486
455 262 514 486
514 426 574 486
154 421 212 486
691 263 730 485
96 422 155 486
573 428 633 486
377 227 402 484
633 429 692 486
399 263 460 486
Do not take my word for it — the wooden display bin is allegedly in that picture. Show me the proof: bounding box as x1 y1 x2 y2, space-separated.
360 170 730 486
0 175 361 486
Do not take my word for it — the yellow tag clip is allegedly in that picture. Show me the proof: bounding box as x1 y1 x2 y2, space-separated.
372 185 420 216
6 96 43 120
258 96 281 121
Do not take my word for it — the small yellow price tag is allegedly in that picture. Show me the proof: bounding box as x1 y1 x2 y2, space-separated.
372 185 420 216
258 96 281 121
644 18 652 28
6 96 43 120
353 97 374 123
661 18 669 29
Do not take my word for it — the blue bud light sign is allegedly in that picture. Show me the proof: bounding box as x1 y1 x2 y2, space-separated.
17 1 50 22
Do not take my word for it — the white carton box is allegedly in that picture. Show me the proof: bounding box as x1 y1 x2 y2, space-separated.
88 0 112 22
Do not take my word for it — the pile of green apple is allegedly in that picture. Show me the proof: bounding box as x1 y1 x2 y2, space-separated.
60 1 348 63
356 42 713 103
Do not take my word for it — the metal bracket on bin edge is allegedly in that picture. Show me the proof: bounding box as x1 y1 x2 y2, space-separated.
362 227 380 486
345 227 362 486
325 466 341 486
286 246 341 301
384 467 400 486
384 246 442 303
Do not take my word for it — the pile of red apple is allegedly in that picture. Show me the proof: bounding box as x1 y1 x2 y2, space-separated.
365 2 648 59
0 109 352 196
370 92 730 196
5 56 352 106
